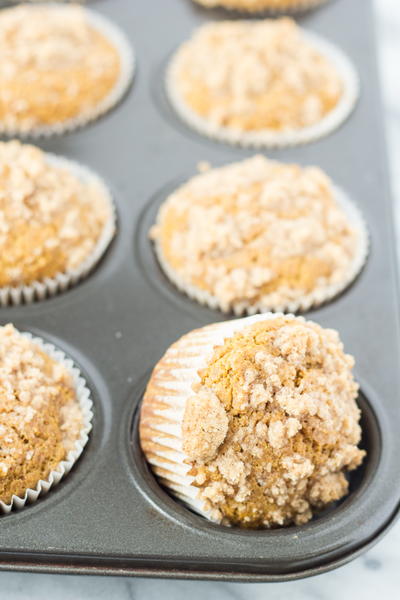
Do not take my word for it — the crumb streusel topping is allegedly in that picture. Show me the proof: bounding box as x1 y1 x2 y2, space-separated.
0 324 82 504
150 155 360 312
182 317 364 527
169 18 342 133
0 140 112 288
0 4 120 131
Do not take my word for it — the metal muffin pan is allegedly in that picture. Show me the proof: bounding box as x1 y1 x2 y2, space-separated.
0 0 399 582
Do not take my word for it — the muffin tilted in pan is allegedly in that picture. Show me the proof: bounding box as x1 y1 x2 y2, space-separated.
0 324 93 513
150 156 368 314
166 18 358 147
0 140 115 306
140 314 365 528
191 0 329 14
0 3 134 136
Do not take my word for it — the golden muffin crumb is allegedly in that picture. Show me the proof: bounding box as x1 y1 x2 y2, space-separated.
169 18 342 133
151 155 361 312
0 324 82 504
182 317 364 527
0 4 120 131
0 140 112 288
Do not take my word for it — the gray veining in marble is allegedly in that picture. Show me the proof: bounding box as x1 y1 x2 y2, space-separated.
0 0 399 597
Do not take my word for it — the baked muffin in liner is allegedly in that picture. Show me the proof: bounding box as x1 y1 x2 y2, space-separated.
0 326 93 513
150 158 368 315
0 3 135 137
191 0 329 14
139 313 365 527
0 146 116 307
166 21 358 148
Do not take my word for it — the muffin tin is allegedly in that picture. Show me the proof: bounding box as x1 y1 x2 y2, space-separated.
0 0 399 583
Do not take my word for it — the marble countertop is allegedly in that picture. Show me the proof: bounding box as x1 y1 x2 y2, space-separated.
1 0 399 597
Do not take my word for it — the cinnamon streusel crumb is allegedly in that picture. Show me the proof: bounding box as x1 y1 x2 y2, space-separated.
0 324 82 504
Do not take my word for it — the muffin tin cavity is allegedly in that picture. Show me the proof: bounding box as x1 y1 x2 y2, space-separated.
125 379 387 575
0 330 109 517
0 151 118 308
164 23 359 148
136 174 369 318
0 4 135 137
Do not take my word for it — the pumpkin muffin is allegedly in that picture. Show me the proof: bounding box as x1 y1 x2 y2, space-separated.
0 140 115 305
150 156 367 314
166 18 358 147
140 314 365 528
0 3 134 135
192 0 328 13
0 323 92 510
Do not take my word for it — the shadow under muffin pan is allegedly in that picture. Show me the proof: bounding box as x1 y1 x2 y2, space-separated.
0 0 400 583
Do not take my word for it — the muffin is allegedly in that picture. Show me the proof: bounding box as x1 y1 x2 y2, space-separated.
0 3 134 136
0 140 115 306
150 156 368 314
140 314 365 528
166 18 358 147
192 0 328 13
0 323 92 512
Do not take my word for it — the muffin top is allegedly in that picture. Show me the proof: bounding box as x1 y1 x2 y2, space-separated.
0 140 112 288
169 18 342 133
181 316 364 527
0 324 82 505
150 156 362 312
0 3 121 131
193 0 323 10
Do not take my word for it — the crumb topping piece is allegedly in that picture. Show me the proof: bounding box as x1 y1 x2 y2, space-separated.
170 18 342 132
0 4 120 130
0 140 112 287
151 155 360 311
182 317 364 527
0 324 82 504
183 390 229 462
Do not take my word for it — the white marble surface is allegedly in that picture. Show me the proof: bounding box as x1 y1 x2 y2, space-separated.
1 0 399 597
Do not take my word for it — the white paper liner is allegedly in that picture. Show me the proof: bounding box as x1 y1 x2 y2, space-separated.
0 152 116 307
192 0 329 14
0 4 135 137
0 331 93 513
152 184 369 315
140 312 297 523
166 28 359 148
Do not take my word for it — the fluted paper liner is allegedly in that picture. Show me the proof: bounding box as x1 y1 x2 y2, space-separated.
0 332 93 513
152 185 369 315
166 29 359 148
140 313 295 523
0 5 135 137
0 153 116 307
